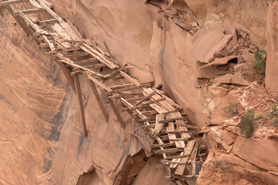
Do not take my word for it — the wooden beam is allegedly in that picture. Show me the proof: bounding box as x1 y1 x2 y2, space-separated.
56 53 109 78
103 41 114 59
12 13 34 36
39 18 58 25
153 148 184 154
37 0 65 23
74 75 88 137
1 0 28 6
80 44 118 69
88 80 109 122
135 90 155 106
55 60 76 94
14 8 45 15
87 74 113 92
108 97 125 129
119 71 141 87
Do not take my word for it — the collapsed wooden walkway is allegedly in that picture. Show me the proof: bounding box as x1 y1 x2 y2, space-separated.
0 0 207 184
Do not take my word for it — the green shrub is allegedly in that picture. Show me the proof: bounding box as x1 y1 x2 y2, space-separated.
223 102 238 116
253 50 266 75
238 111 256 138
267 100 278 127
267 100 278 118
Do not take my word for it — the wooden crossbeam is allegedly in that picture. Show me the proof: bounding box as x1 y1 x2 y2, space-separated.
108 97 125 129
37 0 64 24
39 18 58 25
56 53 109 78
2 0 28 6
153 148 184 154
14 8 45 15
151 143 176 148
88 80 109 122
74 75 88 137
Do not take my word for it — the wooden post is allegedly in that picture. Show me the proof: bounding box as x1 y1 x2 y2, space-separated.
74 75 88 136
88 79 109 122
108 97 125 129
55 60 76 94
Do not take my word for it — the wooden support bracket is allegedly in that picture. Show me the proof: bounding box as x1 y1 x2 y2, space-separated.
108 97 125 129
88 79 109 122
74 75 88 137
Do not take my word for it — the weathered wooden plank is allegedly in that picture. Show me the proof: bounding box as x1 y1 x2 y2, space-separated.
175 140 196 175
88 80 109 122
55 60 76 94
151 143 176 148
119 71 141 87
14 8 45 15
161 160 187 165
108 97 125 129
74 75 88 137
2 0 28 6
153 148 184 154
152 114 164 138
42 35 55 51
39 18 58 25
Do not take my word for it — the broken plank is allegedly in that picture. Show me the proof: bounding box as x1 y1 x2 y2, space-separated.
108 97 125 129
88 80 109 122
175 140 196 175
74 75 88 137
152 114 164 138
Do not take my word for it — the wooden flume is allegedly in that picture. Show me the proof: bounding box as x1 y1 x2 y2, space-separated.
1 0 208 183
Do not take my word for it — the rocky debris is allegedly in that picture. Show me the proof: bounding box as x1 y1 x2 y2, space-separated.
215 74 249 86
195 27 260 83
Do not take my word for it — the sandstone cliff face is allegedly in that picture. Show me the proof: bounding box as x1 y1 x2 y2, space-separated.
1 0 278 185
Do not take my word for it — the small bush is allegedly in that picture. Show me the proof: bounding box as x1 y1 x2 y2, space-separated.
267 100 278 118
238 111 256 138
253 50 266 75
223 102 238 116
267 100 278 127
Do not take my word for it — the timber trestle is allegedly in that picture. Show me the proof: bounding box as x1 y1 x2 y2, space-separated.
1 0 207 183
